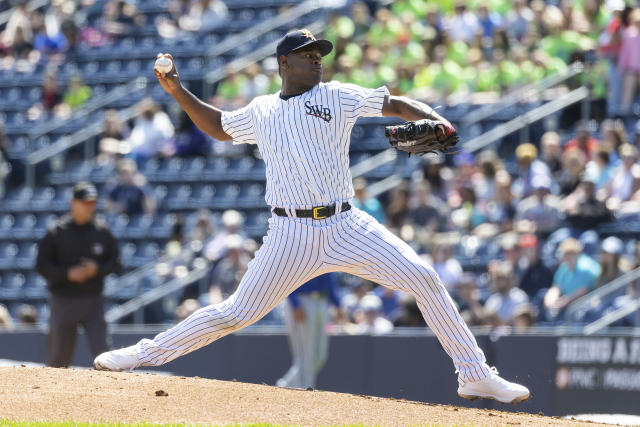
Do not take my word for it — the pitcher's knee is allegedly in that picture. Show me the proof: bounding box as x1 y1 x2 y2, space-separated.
413 264 448 293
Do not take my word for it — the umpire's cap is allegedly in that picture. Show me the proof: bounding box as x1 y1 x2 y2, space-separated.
276 29 333 61
73 181 98 202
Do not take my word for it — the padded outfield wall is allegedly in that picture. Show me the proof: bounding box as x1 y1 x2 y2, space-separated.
1 329 639 416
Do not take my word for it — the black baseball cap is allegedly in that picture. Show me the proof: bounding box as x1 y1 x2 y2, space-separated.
73 181 98 202
276 29 333 61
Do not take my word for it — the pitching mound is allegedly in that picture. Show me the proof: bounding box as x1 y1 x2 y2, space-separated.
0 367 614 426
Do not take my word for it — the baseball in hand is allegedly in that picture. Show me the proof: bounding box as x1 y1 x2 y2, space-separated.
155 57 173 74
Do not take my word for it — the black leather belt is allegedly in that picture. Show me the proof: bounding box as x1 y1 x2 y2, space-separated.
273 202 351 220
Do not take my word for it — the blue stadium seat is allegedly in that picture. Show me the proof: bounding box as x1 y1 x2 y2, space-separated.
0 242 18 270
0 214 15 238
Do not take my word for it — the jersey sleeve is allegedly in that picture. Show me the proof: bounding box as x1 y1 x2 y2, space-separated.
338 83 390 122
220 101 257 145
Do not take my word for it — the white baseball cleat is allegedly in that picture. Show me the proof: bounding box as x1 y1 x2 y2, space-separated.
458 367 530 404
93 345 141 372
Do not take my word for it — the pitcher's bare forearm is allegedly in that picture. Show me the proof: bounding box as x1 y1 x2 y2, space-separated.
171 86 231 141
382 95 445 122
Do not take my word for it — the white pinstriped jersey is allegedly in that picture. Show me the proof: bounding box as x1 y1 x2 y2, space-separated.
221 81 390 209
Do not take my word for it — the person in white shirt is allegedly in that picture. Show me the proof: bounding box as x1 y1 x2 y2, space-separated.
94 28 529 405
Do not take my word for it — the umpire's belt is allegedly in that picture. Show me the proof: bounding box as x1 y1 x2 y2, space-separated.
273 202 351 220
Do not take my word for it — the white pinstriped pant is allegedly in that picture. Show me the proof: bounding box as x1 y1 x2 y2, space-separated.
136 207 492 382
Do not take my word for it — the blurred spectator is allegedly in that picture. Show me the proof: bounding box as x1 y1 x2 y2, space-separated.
559 148 588 196
385 181 410 233
408 180 444 238
352 177 385 223
204 209 246 263
1 1 32 49
445 1 479 43
597 236 625 288
102 0 143 39
189 209 215 244
206 234 249 302
372 286 401 322
165 111 210 157
512 143 551 199
505 0 534 42
97 109 130 165
477 2 502 40
430 233 463 292
599 2 626 116
585 148 616 191
340 278 371 321
484 170 516 233
174 298 201 322
393 293 426 327
39 71 63 117
0 136 10 198
563 176 613 231
180 0 228 33
512 303 538 331
33 11 67 55
277 273 341 389
619 9 640 114
0 303 14 330
455 272 486 326
564 122 600 160
127 98 175 164
515 175 563 235
105 158 156 216
543 238 601 321
62 74 92 110
353 294 393 334
604 143 640 207
36 182 121 367
16 303 38 327
540 131 563 177
518 234 553 299
484 261 530 326
9 25 33 59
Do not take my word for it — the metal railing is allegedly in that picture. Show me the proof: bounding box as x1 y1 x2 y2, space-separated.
565 266 640 334
105 265 209 323
461 62 585 126
462 86 589 153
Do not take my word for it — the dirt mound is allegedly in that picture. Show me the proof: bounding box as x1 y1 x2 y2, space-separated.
0 367 614 426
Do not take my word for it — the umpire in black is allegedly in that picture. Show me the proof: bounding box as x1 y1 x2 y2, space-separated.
36 182 121 367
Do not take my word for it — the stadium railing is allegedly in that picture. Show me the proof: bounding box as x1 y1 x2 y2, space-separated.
565 266 640 333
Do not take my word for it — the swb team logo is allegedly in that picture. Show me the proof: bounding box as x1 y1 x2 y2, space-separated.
304 100 332 122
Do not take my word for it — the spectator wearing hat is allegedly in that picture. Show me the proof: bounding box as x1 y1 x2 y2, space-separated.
105 158 156 216
543 238 601 321
353 294 393 335
598 236 625 288
483 261 530 327
564 176 613 231
127 98 174 165
563 122 600 161
512 142 551 199
515 174 563 236
36 182 121 367
604 143 640 208
518 233 554 300
204 209 247 264
205 233 250 303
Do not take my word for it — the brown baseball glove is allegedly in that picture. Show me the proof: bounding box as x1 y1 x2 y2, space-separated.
385 119 459 156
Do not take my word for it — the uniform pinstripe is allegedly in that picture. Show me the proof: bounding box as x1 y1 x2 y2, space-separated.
134 81 492 383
